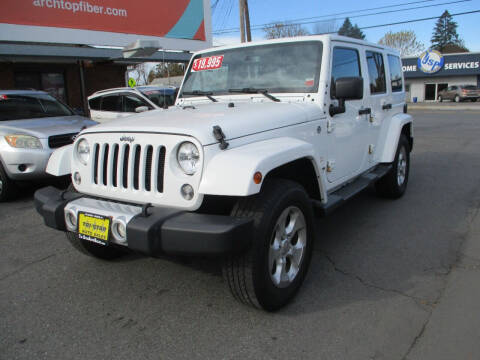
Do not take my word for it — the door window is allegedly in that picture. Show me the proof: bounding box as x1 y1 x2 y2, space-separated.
366 51 386 94
387 55 403 92
331 47 361 98
123 94 150 112
101 95 122 112
88 97 101 110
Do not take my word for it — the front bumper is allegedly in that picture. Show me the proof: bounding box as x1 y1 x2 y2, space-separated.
34 186 253 256
0 147 53 180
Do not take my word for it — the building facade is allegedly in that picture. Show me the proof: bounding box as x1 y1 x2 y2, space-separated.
402 51 480 102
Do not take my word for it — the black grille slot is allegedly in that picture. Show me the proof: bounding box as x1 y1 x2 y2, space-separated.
93 143 99 184
133 145 141 190
122 145 130 188
157 146 166 193
145 146 153 191
112 144 119 187
48 133 77 149
102 144 109 186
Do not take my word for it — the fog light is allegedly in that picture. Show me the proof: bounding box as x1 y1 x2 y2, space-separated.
73 172 81 185
112 221 127 243
65 210 77 230
18 164 27 172
181 184 194 200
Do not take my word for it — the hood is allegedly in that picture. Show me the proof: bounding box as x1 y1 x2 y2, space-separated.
82 101 324 145
0 116 97 138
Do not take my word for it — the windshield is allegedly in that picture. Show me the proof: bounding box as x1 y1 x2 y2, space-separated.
180 41 323 97
0 93 74 121
140 89 176 108
462 85 477 90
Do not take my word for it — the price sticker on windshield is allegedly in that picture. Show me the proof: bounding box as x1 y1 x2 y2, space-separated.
192 55 224 72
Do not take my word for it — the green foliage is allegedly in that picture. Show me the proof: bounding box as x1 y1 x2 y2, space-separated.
431 10 467 52
378 30 424 56
338 18 365 40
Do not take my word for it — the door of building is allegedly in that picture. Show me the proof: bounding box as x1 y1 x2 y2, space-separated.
425 84 436 101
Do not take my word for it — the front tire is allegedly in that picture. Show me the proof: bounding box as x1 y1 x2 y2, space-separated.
0 163 16 202
375 134 410 198
455 95 461 103
223 179 314 311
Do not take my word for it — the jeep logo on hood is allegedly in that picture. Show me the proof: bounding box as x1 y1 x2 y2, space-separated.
120 136 135 143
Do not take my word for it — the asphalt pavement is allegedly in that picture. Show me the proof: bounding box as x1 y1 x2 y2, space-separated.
1 109 480 360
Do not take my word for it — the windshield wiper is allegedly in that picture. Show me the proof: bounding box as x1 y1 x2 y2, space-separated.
182 90 218 102
228 88 280 102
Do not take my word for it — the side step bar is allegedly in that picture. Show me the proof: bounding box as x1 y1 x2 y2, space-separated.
314 164 392 216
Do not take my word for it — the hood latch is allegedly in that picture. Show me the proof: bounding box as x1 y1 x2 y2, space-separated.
213 125 229 150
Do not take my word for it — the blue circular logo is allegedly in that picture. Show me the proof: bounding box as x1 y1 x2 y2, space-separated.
418 50 444 74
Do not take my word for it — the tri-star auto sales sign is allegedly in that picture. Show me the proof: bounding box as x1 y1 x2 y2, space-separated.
402 51 480 78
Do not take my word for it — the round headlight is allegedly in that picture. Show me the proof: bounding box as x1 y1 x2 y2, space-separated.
76 138 90 165
177 142 200 175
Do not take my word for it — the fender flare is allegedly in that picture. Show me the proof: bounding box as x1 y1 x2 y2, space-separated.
377 113 413 163
199 137 320 197
46 145 73 176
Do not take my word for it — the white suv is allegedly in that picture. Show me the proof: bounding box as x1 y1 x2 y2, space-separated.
88 86 177 122
35 35 413 311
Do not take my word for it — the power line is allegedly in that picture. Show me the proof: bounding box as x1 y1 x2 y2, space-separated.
213 0 471 34
213 0 439 32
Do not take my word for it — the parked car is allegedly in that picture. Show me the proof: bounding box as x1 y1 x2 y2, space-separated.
35 35 413 310
438 85 479 102
0 90 97 201
88 86 177 122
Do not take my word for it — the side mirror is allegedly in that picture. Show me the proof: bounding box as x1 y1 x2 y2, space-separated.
330 77 363 116
135 106 149 113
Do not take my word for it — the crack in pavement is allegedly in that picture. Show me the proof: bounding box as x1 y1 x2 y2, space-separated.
320 251 433 309
0 253 56 281
401 196 480 360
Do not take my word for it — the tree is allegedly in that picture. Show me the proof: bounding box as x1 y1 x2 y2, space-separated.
147 63 186 83
263 22 309 39
338 18 365 39
378 30 424 57
431 10 467 52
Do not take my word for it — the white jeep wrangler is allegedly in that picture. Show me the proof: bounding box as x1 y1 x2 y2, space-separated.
35 35 413 311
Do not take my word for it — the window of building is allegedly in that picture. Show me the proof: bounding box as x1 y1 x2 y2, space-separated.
331 47 361 98
14 72 67 102
387 55 403 92
366 51 386 94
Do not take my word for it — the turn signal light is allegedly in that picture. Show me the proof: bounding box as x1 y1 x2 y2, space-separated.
253 172 263 184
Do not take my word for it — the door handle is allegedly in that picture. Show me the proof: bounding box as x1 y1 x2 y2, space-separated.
358 108 371 115
382 103 392 110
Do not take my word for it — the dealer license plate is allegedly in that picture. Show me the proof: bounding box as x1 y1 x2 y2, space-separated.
78 212 110 245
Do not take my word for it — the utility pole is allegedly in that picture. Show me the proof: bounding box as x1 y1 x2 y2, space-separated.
239 0 251 43
244 0 252 42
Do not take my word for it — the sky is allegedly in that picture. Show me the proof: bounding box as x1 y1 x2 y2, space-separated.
211 0 480 52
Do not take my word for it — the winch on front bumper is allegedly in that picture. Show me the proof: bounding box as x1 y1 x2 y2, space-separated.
34 186 252 256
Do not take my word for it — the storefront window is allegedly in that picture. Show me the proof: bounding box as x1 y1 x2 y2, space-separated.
15 72 67 103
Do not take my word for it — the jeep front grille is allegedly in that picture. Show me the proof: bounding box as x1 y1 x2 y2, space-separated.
48 133 77 148
92 142 166 193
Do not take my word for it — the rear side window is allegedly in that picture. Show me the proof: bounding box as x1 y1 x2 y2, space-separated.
366 51 386 94
101 95 122 112
89 97 101 110
387 55 403 92
331 47 361 98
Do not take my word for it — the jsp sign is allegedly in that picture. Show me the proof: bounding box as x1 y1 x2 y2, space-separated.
418 50 444 74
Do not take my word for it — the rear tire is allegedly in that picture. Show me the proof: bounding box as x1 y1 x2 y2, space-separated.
375 134 410 199
471 98 477 102
223 179 314 311
65 184 126 260
0 163 16 202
